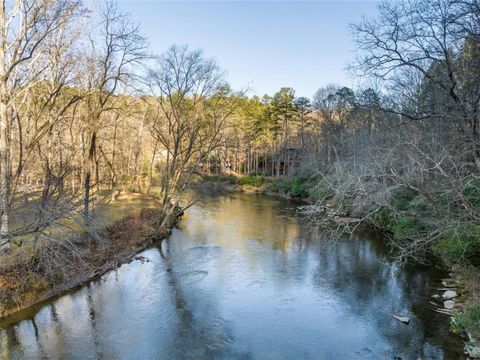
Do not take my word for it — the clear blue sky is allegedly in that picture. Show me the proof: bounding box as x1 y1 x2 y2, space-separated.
117 1 379 99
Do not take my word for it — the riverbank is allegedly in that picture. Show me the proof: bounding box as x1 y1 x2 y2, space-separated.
200 173 480 358
198 174 310 200
0 193 182 321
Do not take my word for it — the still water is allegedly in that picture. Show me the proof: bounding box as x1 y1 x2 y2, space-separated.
0 194 463 359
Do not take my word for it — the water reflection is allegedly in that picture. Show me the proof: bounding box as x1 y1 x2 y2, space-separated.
0 194 463 359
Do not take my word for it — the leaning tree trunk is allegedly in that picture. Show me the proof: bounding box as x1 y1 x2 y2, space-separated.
83 131 97 227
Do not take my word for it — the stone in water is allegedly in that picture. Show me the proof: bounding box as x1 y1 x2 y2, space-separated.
393 315 410 324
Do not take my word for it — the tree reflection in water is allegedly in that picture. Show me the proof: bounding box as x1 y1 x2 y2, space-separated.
0 194 463 360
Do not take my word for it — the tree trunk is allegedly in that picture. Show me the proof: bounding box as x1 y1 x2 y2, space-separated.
110 120 118 200
300 116 305 149
83 131 97 227
0 2 9 251
0 98 10 251
271 145 275 177
134 112 145 192
276 143 280 178
147 140 158 195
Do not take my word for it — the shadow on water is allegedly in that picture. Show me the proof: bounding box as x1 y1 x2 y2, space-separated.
0 193 464 360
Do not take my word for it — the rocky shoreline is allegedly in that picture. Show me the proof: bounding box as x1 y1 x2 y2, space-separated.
431 276 480 359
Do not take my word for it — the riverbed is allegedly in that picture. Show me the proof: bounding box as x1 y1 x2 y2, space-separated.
0 193 464 359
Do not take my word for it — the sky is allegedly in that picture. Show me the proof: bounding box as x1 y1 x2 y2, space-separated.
117 1 380 99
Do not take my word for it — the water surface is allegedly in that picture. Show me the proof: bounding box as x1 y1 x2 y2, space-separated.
0 194 463 359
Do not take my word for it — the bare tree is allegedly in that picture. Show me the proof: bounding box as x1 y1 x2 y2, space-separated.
148 45 238 232
80 0 147 227
352 0 480 169
0 0 84 252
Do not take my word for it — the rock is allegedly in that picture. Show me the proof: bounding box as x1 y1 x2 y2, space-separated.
431 294 441 300
134 255 150 263
442 278 458 287
434 308 452 315
393 315 410 324
444 300 455 310
442 290 457 300
441 279 456 287
465 343 480 358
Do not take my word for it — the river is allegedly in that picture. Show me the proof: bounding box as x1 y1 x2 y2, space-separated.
0 193 464 359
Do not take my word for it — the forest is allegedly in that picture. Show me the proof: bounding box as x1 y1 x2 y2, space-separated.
0 0 479 357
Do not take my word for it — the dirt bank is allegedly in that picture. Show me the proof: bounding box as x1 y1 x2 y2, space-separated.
0 205 182 321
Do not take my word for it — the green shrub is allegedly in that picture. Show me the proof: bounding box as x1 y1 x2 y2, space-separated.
309 178 333 201
271 177 308 198
394 216 427 239
288 177 307 198
202 175 237 183
408 195 429 213
238 176 268 187
390 186 418 211
270 179 283 193
451 303 480 339
371 207 397 232
464 178 480 211
434 224 480 263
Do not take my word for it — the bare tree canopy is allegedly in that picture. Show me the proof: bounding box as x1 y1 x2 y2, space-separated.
147 45 237 230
